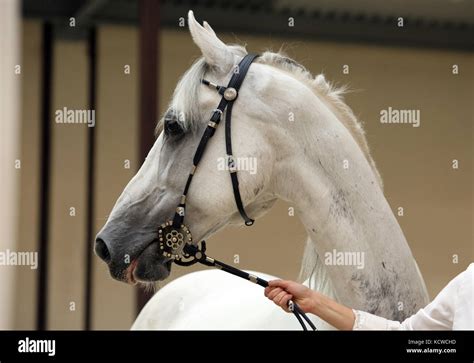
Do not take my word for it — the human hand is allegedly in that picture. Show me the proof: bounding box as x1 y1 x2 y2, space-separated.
264 279 316 313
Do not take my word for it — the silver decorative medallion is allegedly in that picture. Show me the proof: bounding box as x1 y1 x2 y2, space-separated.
158 221 192 259
223 87 238 101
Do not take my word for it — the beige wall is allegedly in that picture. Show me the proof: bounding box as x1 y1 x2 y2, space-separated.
14 20 42 330
0 0 20 329
47 39 89 329
91 25 138 330
16 21 473 329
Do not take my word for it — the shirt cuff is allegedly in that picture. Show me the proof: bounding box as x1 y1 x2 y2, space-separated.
352 309 395 330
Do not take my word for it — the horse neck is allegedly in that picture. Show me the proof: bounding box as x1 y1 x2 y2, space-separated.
272 89 429 319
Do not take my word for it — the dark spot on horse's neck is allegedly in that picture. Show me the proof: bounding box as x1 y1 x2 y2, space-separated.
382 261 386 269
253 183 263 196
318 158 328 174
329 189 354 223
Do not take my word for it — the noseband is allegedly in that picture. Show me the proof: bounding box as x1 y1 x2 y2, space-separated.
157 54 316 331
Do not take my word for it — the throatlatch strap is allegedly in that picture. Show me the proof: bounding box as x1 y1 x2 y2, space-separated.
224 54 259 226
225 101 254 226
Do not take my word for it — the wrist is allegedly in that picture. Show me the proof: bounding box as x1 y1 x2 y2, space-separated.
309 290 322 314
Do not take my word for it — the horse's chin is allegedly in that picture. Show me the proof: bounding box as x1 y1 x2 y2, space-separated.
129 242 172 283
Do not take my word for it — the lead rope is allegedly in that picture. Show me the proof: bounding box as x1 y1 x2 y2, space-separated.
177 241 317 331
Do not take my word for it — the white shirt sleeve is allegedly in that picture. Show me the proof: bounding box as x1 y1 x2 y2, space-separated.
352 263 473 330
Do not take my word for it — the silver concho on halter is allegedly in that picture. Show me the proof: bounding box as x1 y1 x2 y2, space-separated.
158 221 192 260
223 87 237 101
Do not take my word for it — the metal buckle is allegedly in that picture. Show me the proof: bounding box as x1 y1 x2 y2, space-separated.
227 154 237 173
249 274 258 284
176 206 185 217
210 109 223 122
207 80 219 89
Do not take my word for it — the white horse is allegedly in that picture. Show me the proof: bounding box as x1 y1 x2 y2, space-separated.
95 10 429 330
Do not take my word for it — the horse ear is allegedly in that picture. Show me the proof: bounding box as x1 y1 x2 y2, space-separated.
202 21 216 36
188 10 234 72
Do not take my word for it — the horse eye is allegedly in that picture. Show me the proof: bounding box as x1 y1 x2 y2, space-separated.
164 119 184 137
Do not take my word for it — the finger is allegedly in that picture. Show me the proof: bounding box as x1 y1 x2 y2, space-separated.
269 279 291 289
268 287 283 300
267 287 283 300
265 287 280 298
274 291 289 306
264 286 277 295
264 286 278 298
281 294 293 310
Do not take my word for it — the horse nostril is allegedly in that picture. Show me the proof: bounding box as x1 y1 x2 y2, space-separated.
95 238 111 263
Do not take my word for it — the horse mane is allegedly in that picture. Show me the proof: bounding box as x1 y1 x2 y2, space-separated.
257 50 384 284
298 237 338 301
257 50 383 189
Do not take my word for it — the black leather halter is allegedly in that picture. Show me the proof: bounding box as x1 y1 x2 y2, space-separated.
157 54 316 331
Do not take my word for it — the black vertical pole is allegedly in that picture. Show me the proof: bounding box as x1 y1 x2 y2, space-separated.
137 0 159 315
84 26 97 331
37 22 53 331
